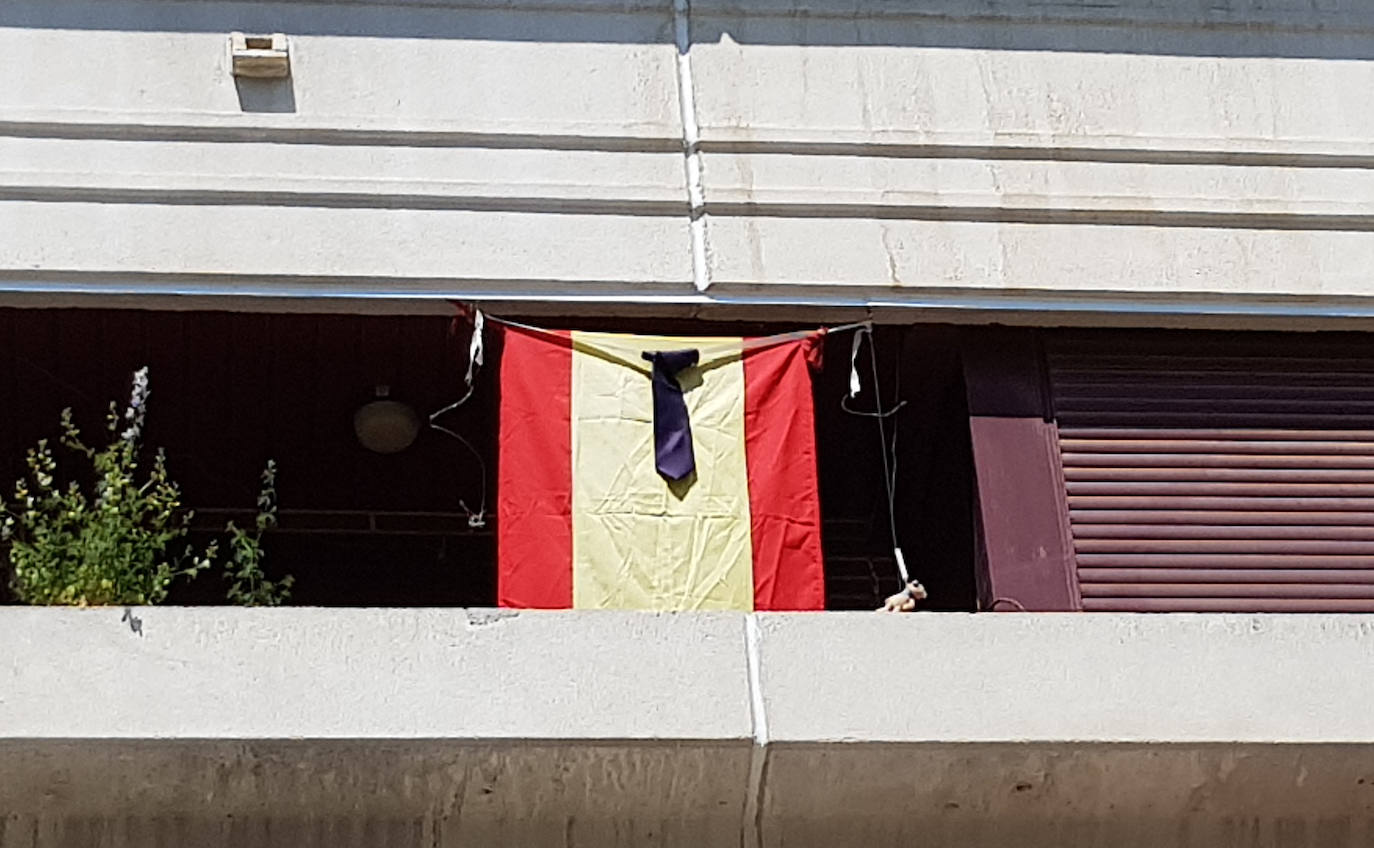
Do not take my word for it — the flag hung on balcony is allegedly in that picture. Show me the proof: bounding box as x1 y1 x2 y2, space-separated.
497 325 826 611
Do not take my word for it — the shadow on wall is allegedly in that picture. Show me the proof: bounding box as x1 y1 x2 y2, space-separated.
5 0 1374 58
235 77 296 113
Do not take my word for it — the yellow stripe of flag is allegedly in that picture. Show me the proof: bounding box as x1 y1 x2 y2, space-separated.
569 331 755 610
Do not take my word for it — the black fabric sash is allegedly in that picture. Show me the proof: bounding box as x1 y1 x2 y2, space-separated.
641 349 699 481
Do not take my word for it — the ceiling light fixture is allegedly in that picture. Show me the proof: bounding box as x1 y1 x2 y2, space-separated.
354 386 420 454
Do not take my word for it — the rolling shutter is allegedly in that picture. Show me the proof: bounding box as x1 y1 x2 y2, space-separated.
1047 332 1374 612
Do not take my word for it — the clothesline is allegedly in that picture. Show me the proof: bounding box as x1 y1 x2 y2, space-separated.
432 304 923 608
438 304 874 416
483 310 873 355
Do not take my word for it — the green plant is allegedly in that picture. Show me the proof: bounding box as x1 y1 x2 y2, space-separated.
224 459 293 606
2 367 294 607
1 367 215 605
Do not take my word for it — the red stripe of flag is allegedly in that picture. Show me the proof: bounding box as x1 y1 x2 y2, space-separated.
743 335 826 610
497 327 573 608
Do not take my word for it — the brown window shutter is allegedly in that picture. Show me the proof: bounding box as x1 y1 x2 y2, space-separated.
1047 331 1374 612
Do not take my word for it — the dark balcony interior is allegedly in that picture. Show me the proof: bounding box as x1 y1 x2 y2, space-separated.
0 308 977 610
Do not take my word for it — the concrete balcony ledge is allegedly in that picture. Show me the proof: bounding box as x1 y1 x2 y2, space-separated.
4 609 1374 846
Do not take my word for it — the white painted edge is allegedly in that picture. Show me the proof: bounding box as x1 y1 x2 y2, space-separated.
672 0 711 292
743 614 769 848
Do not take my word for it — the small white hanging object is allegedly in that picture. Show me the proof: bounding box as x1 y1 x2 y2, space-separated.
461 499 486 529
466 309 485 391
881 548 926 612
848 330 865 398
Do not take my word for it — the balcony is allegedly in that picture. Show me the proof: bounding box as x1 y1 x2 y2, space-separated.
4 609 1374 847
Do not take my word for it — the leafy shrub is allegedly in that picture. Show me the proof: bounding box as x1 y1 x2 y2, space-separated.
2 367 291 606
224 459 293 606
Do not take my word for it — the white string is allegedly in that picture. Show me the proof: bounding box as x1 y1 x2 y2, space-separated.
427 308 488 528
428 310 483 423
430 421 488 529
848 331 863 398
841 327 915 593
465 309 485 387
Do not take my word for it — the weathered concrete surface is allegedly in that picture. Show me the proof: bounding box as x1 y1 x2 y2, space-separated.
762 743 1374 848
7 0 1374 318
756 613 1374 744
5 610 1374 846
0 0 694 297
0 0 681 133
0 740 753 847
5 740 1374 848
0 608 751 739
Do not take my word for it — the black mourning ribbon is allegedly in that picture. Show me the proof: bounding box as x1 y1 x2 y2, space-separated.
641 349 700 481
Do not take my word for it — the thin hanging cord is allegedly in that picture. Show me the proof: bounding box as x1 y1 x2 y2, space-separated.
428 308 484 423
840 325 907 421
429 420 488 528
887 338 903 509
428 383 474 424
866 331 904 581
842 327 913 593
428 308 488 528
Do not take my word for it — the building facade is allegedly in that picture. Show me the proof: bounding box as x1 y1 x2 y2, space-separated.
5 0 1374 845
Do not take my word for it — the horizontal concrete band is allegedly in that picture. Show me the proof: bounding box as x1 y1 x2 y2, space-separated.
6 609 1374 743
18 279 1374 331
4 739 1374 848
5 610 1374 846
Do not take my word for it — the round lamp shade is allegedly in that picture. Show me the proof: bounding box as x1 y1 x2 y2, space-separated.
353 399 421 454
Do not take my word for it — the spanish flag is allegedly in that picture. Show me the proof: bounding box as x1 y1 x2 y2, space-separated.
497 326 826 611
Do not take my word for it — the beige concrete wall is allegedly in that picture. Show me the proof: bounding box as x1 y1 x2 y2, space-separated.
0 0 694 303
13 609 1374 745
5 0 1374 320
5 609 1374 847
689 0 1374 315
